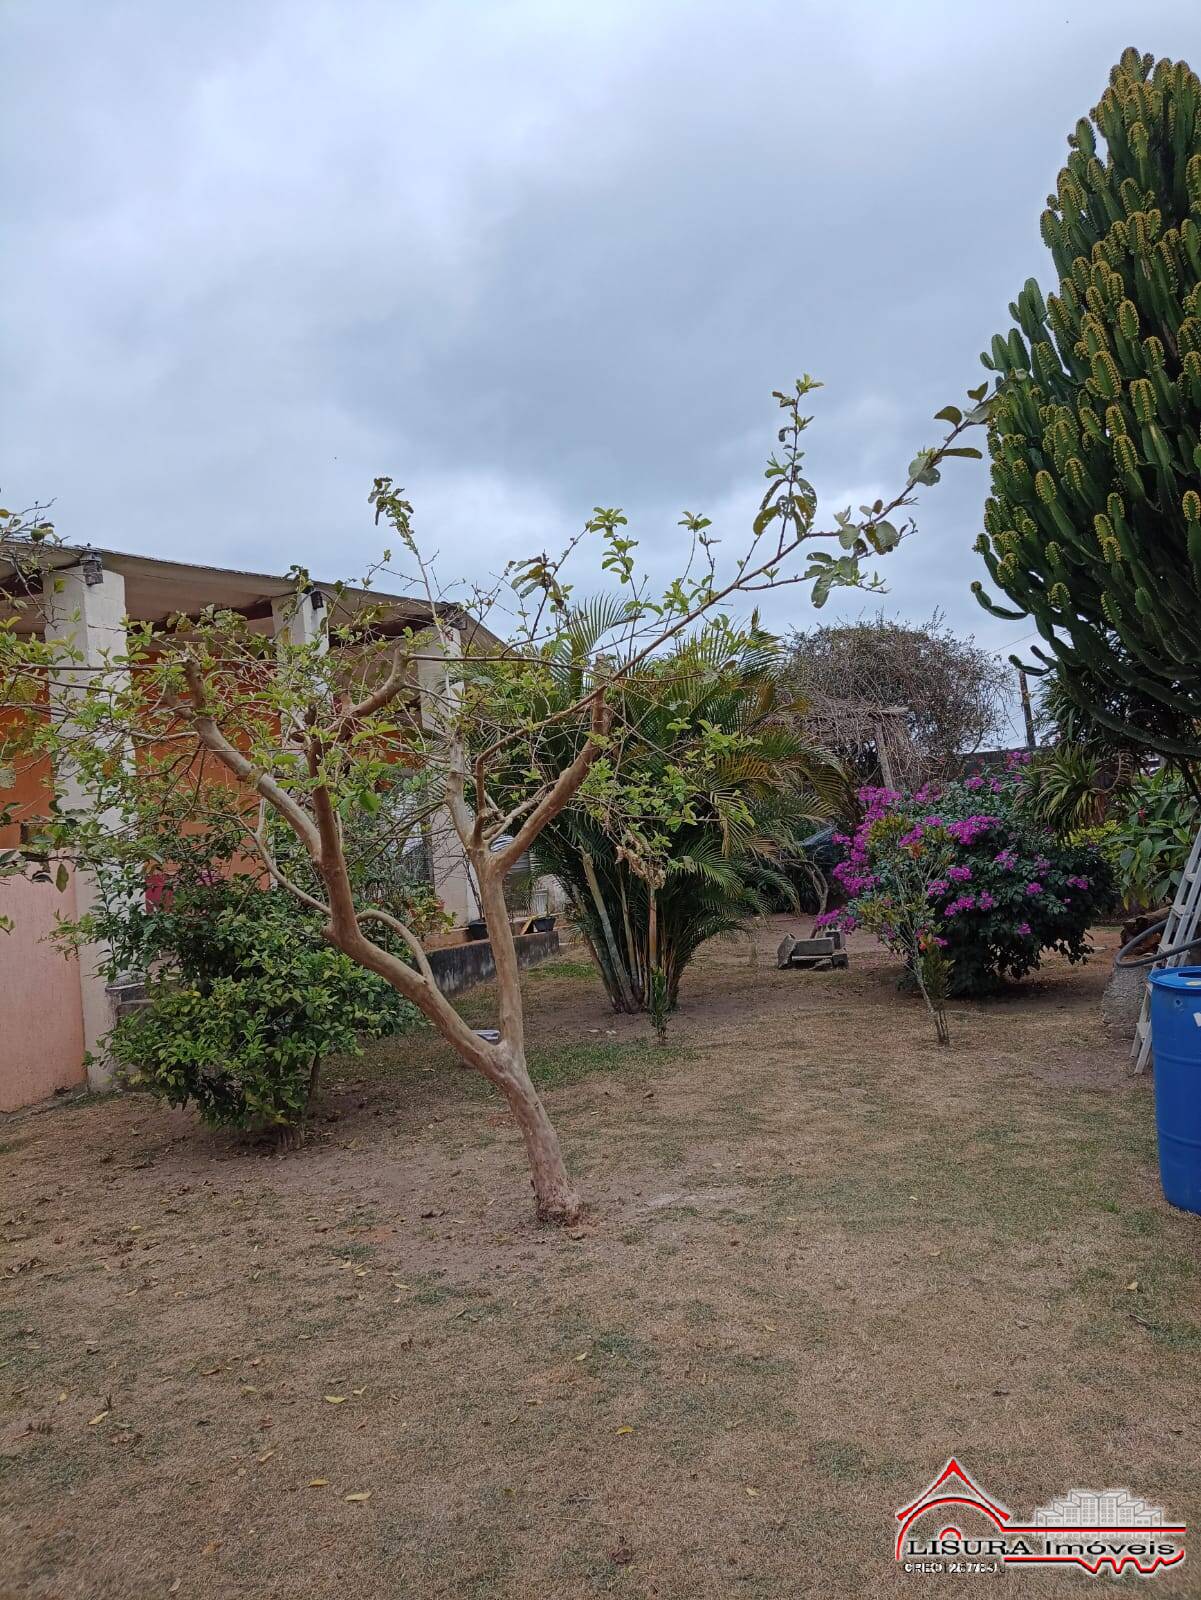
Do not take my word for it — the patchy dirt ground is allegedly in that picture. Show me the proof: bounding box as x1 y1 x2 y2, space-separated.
2 920 1199 1599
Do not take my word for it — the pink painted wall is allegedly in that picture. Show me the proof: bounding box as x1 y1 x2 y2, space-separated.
0 871 86 1111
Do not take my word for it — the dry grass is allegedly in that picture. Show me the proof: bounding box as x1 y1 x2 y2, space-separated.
2 921 1198 1599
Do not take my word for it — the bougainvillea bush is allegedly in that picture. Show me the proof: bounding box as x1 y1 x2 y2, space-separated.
819 757 1114 997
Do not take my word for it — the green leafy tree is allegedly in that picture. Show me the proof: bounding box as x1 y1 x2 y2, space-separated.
518 620 849 1020
973 48 1201 764
2 380 981 1224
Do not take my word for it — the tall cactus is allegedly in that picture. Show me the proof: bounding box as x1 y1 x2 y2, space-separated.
973 47 1201 758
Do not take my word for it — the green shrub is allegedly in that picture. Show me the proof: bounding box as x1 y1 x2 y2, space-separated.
1104 769 1199 910
110 881 419 1127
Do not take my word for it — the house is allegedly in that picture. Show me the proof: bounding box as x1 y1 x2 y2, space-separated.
0 541 487 1111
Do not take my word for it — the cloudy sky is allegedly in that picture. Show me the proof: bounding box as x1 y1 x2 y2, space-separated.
3 0 1198 715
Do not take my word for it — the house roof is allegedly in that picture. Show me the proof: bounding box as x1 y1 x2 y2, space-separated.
0 540 496 646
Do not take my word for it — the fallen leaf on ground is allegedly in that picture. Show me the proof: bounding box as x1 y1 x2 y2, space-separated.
324 1395 346 1404
345 1491 371 1503
745 1487 761 1497
1125 1280 1139 1291
615 1425 634 1435
307 1478 329 1488
88 1411 110 1426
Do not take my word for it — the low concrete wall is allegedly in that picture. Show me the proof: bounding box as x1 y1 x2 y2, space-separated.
427 930 560 996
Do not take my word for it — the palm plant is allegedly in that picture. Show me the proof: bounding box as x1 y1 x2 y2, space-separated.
508 615 849 1017
1025 743 1112 831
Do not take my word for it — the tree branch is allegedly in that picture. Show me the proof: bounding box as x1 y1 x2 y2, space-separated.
355 905 438 985
340 641 409 724
180 657 322 859
491 693 612 875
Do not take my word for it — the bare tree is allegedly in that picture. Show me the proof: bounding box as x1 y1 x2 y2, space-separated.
781 610 1011 784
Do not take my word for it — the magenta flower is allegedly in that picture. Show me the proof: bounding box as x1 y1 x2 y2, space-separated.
942 894 976 918
946 815 998 846
815 907 859 933
857 785 901 814
947 864 972 882
1016 921 1032 936
964 775 984 791
977 891 996 910
1025 881 1043 896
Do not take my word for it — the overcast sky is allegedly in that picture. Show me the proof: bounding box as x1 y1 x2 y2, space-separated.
3 0 1198 722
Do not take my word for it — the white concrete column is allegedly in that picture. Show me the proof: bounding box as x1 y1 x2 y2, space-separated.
270 588 328 651
415 628 478 924
41 556 130 1087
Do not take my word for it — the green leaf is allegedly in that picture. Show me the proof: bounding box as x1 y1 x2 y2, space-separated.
865 520 900 554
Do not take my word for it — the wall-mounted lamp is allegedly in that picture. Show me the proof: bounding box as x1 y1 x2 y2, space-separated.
305 585 326 612
79 547 104 586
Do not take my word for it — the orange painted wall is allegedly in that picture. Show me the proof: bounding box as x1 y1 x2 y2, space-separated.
0 705 53 850
0 869 86 1111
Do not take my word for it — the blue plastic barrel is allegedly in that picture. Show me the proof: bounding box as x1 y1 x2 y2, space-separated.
1149 966 1201 1215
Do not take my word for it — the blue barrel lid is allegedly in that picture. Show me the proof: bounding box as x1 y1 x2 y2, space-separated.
1149 965 1201 991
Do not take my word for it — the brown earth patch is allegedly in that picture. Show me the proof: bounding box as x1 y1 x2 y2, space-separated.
2 923 1197 1598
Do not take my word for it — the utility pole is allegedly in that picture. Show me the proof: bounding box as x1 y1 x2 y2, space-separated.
1016 666 1036 752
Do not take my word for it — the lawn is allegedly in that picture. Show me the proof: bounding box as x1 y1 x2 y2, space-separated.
2 919 1198 1598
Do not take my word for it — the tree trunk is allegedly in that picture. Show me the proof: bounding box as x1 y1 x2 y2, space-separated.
496 1051 581 1224
581 852 638 1012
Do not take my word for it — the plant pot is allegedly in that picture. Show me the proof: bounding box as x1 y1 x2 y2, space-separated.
531 915 556 933
466 919 489 941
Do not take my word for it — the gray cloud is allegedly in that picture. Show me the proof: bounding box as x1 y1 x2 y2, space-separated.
3 0 1198 729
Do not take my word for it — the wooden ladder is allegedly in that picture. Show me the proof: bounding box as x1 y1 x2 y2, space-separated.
1131 820 1201 1073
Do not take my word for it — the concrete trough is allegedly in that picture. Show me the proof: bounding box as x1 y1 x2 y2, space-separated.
427 929 562 996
